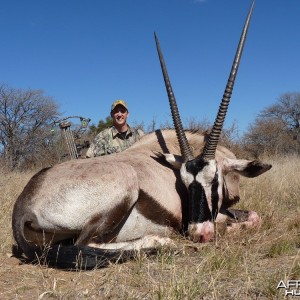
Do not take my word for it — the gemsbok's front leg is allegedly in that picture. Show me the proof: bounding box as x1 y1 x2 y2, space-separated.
216 208 261 234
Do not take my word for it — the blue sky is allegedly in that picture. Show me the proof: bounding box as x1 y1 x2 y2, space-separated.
1 0 299 134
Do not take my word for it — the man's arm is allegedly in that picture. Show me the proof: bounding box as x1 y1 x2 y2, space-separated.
85 128 110 158
85 143 96 158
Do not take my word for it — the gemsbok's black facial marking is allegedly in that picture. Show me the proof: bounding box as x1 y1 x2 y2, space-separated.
211 172 219 220
185 157 220 223
186 157 209 177
188 181 211 223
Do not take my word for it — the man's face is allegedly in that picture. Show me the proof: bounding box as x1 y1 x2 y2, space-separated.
111 105 129 127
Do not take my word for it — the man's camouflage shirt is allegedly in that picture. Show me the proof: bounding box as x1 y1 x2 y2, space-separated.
86 125 144 157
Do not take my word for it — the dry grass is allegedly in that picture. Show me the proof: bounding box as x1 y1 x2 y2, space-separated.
0 156 299 299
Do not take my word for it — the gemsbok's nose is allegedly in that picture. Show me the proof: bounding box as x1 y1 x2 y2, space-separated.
189 221 215 243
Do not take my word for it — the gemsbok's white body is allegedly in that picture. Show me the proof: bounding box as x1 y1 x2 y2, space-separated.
12 0 271 269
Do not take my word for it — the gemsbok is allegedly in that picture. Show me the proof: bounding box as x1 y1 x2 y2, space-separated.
12 0 271 269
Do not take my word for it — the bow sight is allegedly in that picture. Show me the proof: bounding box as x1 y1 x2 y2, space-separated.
53 116 91 160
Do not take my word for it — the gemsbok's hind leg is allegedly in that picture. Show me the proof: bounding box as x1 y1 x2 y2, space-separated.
75 196 137 247
73 166 141 247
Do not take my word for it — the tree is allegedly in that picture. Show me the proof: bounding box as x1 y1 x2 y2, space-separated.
89 116 113 137
242 92 300 157
0 84 60 170
260 92 300 142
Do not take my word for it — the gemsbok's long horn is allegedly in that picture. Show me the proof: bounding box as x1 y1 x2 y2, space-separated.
201 0 255 160
155 32 194 162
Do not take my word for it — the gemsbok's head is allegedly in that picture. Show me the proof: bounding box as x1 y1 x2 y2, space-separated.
155 1 264 242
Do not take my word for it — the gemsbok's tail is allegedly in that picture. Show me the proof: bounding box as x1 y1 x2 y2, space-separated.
42 244 136 270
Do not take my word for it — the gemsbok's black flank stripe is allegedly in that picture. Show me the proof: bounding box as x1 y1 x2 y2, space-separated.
136 190 181 230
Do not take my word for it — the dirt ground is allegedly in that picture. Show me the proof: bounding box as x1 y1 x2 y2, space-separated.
1 235 300 300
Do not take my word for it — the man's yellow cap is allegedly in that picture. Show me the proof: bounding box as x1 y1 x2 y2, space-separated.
111 100 128 112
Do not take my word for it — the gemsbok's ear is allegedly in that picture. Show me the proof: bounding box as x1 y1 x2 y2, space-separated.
153 151 183 169
223 158 272 178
